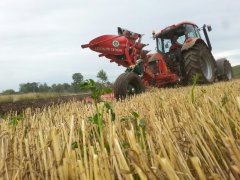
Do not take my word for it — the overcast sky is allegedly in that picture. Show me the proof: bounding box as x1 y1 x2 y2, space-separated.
0 0 239 91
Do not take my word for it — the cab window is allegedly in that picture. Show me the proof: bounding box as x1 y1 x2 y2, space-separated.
177 35 185 44
186 25 196 38
185 24 200 38
194 26 201 38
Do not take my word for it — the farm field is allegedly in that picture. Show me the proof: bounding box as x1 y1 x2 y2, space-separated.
0 93 90 114
0 92 91 104
0 79 240 179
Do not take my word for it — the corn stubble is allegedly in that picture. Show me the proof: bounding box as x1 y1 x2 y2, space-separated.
0 80 240 179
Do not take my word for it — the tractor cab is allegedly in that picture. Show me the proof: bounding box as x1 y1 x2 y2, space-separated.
155 22 201 54
153 22 214 78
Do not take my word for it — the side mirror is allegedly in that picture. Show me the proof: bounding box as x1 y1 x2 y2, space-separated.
152 30 156 39
165 43 169 49
207 25 212 32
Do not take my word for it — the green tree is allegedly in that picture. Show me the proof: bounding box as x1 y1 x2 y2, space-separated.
97 69 108 83
51 83 72 93
19 82 39 93
72 73 84 92
38 83 51 92
72 73 83 84
62 83 72 92
51 84 63 93
1 89 16 95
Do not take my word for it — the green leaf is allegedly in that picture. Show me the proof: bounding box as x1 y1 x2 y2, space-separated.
139 118 146 128
191 73 200 103
104 102 115 121
131 111 139 119
10 117 18 125
71 141 78 149
120 141 130 148
201 88 206 94
102 87 112 94
221 93 229 107
120 117 129 122
104 102 112 110
104 142 110 154
80 79 96 90
8 115 23 125
88 113 100 125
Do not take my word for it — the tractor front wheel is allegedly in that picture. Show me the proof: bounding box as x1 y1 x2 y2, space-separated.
183 43 216 84
113 72 145 100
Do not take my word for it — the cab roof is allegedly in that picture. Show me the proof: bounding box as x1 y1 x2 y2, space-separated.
156 21 198 38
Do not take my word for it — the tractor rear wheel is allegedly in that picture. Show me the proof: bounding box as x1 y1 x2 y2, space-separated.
183 43 216 84
216 58 233 81
113 72 145 100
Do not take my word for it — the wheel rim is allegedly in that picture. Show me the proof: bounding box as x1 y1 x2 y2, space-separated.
226 64 232 80
127 83 136 95
227 70 232 79
201 53 213 81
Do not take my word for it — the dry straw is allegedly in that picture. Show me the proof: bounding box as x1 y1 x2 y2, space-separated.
0 80 240 179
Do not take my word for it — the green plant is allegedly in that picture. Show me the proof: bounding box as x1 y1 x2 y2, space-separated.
121 111 147 150
221 93 229 107
8 114 23 125
191 74 206 104
81 79 113 141
71 141 78 150
191 74 200 103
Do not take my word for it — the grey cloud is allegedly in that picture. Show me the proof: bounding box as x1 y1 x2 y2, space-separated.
0 0 240 91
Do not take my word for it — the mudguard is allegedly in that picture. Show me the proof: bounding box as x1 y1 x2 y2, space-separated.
181 38 208 52
147 53 168 73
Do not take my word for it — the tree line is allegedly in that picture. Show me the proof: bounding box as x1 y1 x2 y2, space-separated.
1 70 109 95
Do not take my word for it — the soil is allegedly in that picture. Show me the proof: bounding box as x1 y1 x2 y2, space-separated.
0 94 90 115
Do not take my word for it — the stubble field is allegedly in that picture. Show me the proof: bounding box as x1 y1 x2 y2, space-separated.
0 79 240 179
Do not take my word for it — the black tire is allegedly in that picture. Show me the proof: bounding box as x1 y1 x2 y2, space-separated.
216 58 233 81
113 72 145 100
183 43 216 84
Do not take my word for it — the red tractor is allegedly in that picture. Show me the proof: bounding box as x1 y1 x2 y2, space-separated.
82 22 233 99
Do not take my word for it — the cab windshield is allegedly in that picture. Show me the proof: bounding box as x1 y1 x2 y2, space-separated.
156 24 200 53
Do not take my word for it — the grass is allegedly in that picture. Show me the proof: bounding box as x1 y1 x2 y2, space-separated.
233 65 240 78
0 79 240 179
0 92 87 103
